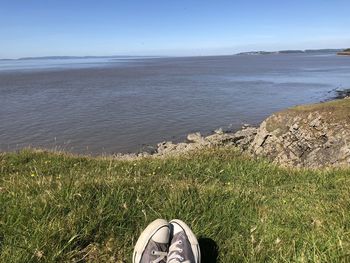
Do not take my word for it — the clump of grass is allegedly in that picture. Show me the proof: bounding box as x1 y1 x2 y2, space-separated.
1 148 350 262
291 97 350 114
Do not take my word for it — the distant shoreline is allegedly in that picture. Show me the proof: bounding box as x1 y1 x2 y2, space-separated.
337 52 350 56
0 48 346 60
235 48 343 56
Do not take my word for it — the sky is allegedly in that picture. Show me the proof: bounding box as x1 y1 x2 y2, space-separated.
1 0 349 58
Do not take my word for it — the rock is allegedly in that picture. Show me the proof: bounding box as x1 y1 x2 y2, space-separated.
309 117 321 128
187 132 204 143
154 127 258 157
232 127 258 149
111 99 350 168
205 133 231 145
214 128 224 134
291 123 299 130
246 98 350 168
156 141 177 154
137 152 151 158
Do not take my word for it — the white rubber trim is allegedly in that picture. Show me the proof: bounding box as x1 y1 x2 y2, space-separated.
133 219 169 263
169 219 201 263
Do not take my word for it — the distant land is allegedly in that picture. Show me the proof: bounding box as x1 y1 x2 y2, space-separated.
0 49 347 60
235 48 343 56
337 48 350 56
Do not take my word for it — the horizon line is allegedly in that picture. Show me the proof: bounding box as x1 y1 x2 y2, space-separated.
0 47 346 61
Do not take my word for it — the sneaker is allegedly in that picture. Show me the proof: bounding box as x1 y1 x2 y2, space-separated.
133 219 170 263
168 219 201 263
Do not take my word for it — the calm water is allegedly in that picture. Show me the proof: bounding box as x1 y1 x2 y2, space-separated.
1 54 350 154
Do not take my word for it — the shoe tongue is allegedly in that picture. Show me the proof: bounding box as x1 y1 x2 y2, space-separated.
152 226 170 243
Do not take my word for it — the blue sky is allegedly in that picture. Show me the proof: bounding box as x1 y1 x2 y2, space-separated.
1 0 349 58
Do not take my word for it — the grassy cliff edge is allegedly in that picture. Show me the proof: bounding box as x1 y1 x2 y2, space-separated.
1 146 350 262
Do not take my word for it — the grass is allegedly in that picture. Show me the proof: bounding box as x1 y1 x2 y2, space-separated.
1 147 350 262
266 98 350 134
291 97 350 115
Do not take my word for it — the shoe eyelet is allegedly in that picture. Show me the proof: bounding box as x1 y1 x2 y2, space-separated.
179 248 183 253
178 240 182 244
151 250 156 255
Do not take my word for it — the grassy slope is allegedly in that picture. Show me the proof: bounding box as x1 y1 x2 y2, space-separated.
1 148 350 262
266 98 350 134
291 98 350 116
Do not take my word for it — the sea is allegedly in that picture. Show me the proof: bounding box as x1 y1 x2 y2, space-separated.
1 53 350 154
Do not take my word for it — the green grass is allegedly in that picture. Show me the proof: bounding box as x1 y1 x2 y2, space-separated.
1 148 350 262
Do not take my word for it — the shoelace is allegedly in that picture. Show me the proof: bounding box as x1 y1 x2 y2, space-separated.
167 240 190 263
151 250 168 263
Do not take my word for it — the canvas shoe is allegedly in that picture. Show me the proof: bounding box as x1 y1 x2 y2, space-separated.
167 219 201 263
133 219 170 263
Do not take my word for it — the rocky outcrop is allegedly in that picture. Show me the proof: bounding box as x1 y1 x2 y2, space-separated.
116 98 350 168
247 98 350 168
113 126 257 160
156 126 257 157
152 98 350 168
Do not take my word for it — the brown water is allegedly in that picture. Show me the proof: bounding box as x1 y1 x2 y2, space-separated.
1 54 350 154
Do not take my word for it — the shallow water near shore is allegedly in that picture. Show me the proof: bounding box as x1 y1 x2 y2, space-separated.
1 53 350 155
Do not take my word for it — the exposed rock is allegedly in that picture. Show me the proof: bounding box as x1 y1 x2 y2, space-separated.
153 125 257 156
214 128 224 134
333 88 350 99
115 98 350 168
156 141 193 156
231 127 258 150
248 98 350 168
113 125 258 160
187 132 205 143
